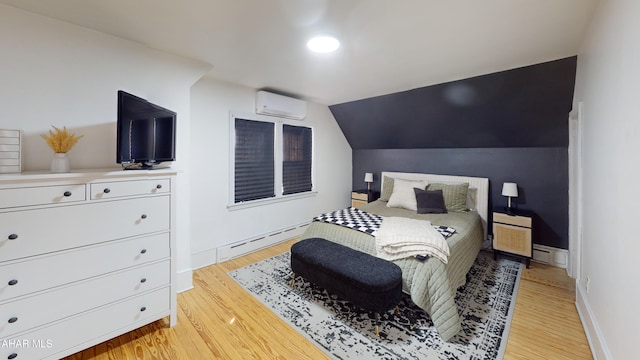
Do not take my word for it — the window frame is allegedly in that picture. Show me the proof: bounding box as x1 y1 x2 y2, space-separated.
228 112 316 210
282 123 313 196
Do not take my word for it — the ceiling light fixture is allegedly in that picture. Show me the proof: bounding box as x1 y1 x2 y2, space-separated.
307 36 340 53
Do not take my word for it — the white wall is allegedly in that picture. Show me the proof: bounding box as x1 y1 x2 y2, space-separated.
0 5 210 290
189 78 352 265
573 1 640 359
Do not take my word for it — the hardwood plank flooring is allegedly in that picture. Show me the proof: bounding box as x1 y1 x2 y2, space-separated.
505 261 593 360
65 240 592 359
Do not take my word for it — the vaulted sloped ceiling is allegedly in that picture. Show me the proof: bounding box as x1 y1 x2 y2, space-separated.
0 0 596 105
330 57 577 149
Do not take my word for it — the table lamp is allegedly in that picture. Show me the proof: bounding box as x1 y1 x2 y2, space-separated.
364 173 373 191
502 182 518 211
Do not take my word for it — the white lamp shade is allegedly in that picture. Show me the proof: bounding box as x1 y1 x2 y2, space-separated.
501 182 518 197
364 173 374 183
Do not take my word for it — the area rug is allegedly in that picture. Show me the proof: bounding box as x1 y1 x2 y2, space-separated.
228 250 522 360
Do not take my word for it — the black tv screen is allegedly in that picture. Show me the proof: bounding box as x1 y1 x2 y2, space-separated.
117 91 176 169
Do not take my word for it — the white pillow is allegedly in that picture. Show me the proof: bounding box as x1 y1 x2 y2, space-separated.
386 178 429 211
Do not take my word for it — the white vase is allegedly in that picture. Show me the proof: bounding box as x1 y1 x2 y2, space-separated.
51 153 71 173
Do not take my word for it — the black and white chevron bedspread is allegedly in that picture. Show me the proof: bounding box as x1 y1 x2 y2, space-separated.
313 207 456 238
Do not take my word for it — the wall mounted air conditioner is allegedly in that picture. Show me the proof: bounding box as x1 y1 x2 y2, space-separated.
255 91 307 120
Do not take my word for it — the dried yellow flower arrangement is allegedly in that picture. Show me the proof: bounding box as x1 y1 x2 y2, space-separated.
41 126 83 153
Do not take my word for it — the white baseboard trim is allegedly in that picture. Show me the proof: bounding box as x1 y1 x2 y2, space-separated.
176 268 194 293
191 247 218 271
576 283 612 360
532 244 568 268
216 222 310 263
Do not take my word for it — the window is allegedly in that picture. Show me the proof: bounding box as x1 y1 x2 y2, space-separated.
234 119 275 202
283 124 312 195
232 115 313 205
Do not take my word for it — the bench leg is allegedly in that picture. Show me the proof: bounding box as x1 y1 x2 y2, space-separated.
289 273 300 288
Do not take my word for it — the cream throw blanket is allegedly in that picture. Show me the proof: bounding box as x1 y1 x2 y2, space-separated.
375 217 450 263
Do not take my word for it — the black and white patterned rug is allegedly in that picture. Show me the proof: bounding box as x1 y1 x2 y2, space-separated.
228 250 522 360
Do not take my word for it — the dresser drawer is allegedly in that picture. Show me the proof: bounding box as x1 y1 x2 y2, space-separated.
0 184 86 208
0 233 169 302
0 196 170 261
90 178 170 200
0 260 169 338
1 287 170 360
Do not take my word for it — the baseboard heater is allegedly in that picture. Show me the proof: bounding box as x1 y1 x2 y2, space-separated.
216 222 310 263
532 244 568 268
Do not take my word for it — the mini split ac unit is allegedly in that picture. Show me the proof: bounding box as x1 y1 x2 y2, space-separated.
255 91 307 120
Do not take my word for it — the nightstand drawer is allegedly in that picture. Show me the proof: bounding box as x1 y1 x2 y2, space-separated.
493 212 532 228
351 192 368 201
493 222 532 257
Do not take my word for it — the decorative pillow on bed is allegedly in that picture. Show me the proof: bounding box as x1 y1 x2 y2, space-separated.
386 178 428 211
380 176 395 201
466 187 477 211
426 182 469 212
414 188 447 214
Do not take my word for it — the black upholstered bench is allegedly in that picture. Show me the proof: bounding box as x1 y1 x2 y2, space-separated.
290 237 402 335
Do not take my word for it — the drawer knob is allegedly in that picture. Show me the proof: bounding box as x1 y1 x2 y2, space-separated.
140 278 147 283
104 188 111 194
140 249 147 254
63 191 72 197
140 306 147 312
141 214 147 219
8 317 18 324
8 353 17 359
8 279 18 286
156 184 162 189
8 233 18 240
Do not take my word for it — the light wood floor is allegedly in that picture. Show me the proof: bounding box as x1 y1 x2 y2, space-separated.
65 239 593 359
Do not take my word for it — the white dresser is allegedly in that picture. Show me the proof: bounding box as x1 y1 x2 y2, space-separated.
0 169 176 360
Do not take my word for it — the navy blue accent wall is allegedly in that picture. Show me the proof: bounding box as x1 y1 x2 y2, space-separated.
331 57 577 250
352 148 568 249
330 57 576 150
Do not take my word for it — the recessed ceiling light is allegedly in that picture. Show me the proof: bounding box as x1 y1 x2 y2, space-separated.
307 36 340 53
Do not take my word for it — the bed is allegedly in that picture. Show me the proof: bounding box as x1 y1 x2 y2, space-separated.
299 172 489 341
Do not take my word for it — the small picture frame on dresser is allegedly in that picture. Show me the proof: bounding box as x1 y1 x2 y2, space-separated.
0 129 21 173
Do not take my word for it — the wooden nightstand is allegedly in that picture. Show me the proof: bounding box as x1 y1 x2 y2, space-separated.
492 208 534 268
351 190 379 208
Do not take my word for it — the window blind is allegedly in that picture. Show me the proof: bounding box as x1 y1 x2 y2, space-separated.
282 124 312 195
234 119 275 202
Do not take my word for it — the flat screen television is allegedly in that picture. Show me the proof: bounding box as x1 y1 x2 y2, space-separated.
116 90 176 170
